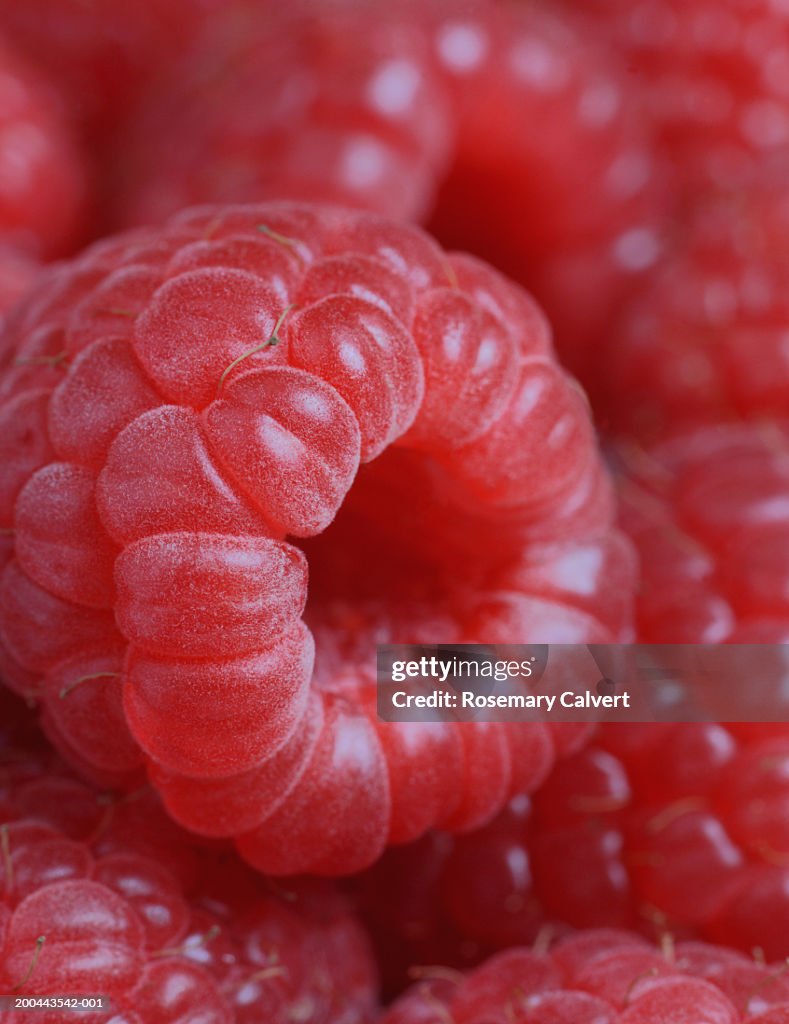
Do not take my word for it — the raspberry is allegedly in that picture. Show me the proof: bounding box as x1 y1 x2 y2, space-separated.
118 5 452 227
419 0 664 384
381 929 789 1024
0 749 200 891
615 421 789 642
0 201 632 875
0 0 223 147
604 189 789 437
114 0 663 383
0 743 379 1021
387 725 789 966
358 721 602 993
0 35 87 258
543 727 789 960
568 0 789 202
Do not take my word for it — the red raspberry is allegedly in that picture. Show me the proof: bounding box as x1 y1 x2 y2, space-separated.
120 4 451 227
392 724 789 966
357 724 599 993
0 0 224 147
382 928 789 1024
569 0 789 202
604 188 789 437
115 0 664 384
0 201 633 875
0 35 87 258
0 742 200 890
0 743 379 1021
615 421 789 642
419 0 664 385
539 726 789 961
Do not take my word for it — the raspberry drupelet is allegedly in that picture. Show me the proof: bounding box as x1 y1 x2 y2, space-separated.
0 201 633 875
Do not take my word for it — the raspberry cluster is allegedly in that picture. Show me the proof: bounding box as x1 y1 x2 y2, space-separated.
569 0 789 202
0 0 221 146
605 189 789 437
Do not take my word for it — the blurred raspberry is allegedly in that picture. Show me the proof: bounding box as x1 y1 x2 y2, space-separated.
0 34 88 257
382 927 789 1024
568 0 789 202
113 0 664 386
0 246 37 320
603 187 789 437
615 421 789 643
0 0 228 146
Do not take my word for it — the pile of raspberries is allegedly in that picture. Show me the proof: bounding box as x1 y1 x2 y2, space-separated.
0 1 788 1021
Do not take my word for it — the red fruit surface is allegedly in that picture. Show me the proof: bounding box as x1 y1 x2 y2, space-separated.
0 248 38 319
115 0 663 383
604 189 789 437
0 0 226 146
371 724 789 970
568 0 789 202
117 5 452 228
0 35 87 258
0 201 632 875
382 929 789 1024
615 421 789 643
0 741 379 1021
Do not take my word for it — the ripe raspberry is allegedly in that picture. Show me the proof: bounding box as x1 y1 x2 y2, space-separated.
537 725 789 961
387 724 789 967
120 4 451 228
0 0 224 148
0 35 87 258
603 188 789 437
382 928 789 1024
615 421 789 643
419 0 664 384
0 736 201 892
568 0 789 202
0 747 379 1021
115 0 663 383
0 201 633 875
